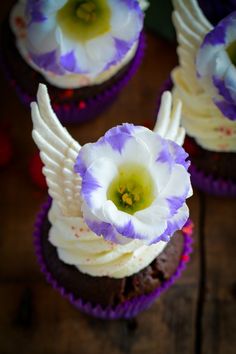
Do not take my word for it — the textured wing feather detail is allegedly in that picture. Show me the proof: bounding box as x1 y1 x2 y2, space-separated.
153 91 185 146
31 84 81 217
172 0 212 83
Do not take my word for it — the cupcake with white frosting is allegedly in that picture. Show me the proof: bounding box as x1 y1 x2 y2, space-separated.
171 0 236 196
1 0 145 124
32 84 193 319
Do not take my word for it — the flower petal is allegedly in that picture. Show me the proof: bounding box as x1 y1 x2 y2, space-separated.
110 0 143 42
75 123 192 245
151 203 189 244
81 157 118 209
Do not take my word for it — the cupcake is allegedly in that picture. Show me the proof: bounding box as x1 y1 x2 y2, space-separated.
1 0 145 124
32 84 193 319
170 0 236 197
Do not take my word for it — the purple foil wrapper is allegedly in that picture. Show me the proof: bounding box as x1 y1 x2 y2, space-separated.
1 32 145 125
189 164 236 197
33 198 193 320
156 77 236 198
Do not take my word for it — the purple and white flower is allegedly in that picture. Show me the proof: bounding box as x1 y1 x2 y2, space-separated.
24 0 143 77
196 12 236 121
74 123 192 245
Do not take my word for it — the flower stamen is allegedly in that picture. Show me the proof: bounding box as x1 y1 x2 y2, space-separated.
122 193 133 206
107 163 155 215
76 1 97 23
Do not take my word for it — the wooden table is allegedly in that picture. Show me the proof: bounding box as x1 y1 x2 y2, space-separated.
1 5 236 354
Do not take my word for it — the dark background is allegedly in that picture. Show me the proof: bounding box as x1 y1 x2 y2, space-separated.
1 1 236 353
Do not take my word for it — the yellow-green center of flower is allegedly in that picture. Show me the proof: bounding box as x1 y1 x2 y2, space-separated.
227 40 236 66
57 0 111 42
107 163 155 215
76 1 97 23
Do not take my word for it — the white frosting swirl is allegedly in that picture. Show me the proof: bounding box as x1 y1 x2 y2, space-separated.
172 67 236 152
48 201 168 278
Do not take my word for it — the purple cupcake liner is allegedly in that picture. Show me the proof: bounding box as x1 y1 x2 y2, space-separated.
33 198 193 320
1 31 145 125
189 164 236 197
156 76 236 198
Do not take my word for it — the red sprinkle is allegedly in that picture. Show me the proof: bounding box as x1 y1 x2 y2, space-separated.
79 101 86 109
182 224 193 235
181 254 190 262
63 89 74 99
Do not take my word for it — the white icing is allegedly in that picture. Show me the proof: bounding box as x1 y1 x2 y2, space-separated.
172 0 236 152
172 67 236 152
48 201 168 278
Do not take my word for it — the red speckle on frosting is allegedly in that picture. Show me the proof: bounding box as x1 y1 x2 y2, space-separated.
15 16 25 29
225 128 233 136
217 126 233 136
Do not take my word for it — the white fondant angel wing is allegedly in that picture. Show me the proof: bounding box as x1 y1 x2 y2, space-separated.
31 84 82 217
153 91 185 145
172 0 213 88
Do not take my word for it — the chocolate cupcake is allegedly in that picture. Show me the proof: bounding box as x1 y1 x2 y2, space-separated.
31 84 193 319
1 0 145 124
34 198 193 318
170 0 236 197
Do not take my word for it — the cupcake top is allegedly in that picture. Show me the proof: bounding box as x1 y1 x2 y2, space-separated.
172 0 236 152
31 84 192 278
10 0 143 88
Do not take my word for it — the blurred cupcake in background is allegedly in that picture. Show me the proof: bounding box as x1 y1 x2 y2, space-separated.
171 0 236 197
1 0 145 124
32 84 193 319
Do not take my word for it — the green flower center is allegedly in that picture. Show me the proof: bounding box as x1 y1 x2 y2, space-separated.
107 163 156 215
57 0 111 42
227 40 236 66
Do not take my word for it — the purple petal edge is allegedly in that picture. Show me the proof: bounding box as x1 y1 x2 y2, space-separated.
156 77 236 197
213 98 236 121
30 50 65 75
201 12 235 47
33 197 193 320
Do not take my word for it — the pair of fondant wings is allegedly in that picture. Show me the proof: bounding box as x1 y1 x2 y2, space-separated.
32 85 184 217
31 0 212 218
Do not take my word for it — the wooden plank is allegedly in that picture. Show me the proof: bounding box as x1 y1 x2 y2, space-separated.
202 195 236 354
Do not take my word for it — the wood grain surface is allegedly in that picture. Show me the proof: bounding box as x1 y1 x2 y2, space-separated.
1 3 236 354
